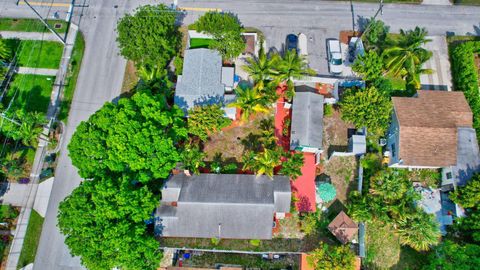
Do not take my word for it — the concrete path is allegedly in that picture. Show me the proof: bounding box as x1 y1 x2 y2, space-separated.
420 36 453 91
0 183 30 206
0 31 61 42
422 0 452 5
33 177 54 218
17 67 58 76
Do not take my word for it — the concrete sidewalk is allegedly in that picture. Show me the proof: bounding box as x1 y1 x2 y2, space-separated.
420 36 452 91
17 67 58 76
0 31 61 42
422 0 452 5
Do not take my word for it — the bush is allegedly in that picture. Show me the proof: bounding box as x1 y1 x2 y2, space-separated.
324 104 333 117
211 237 220 245
173 56 183 76
249 239 261 247
450 41 480 139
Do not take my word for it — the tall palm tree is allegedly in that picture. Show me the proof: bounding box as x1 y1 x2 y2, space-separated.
383 27 433 90
242 148 281 178
242 43 276 88
397 210 441 251
272 50 315 99
227 86 269 122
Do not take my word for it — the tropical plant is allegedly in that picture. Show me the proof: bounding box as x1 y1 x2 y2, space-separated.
58 175 161 270
173 56 183 76
324 104 333 117
242 148 281 178
316 183 337 203
362 18 389 52
227 86 269 122
0 38 9 61
383 27 433 90
280 152 304 180
450 173 480 209
249 239 261 247
352 51 384 82
340 86 392 136
68 90 187 182
117 4 180 67
243 43 276 88
272 50 315 99
194 11 245 60
300 212 321 235
307 242 356 270
181 143 206 175
0 110 44 147
187 104 232 141
396 209 441 251
369 169 411 203
348 191 374 223
423 240 480 270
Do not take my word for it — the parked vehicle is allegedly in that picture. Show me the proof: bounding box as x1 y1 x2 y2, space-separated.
327 39 343 74
285 34 298 52
298 33 308 56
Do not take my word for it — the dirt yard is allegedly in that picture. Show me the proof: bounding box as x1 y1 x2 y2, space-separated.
203 113 272 162
322 106 355 153
322 156 358 203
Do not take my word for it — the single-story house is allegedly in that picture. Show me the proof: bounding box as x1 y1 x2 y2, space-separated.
174 48 237 118
386 90 475 170
328 211 358 244
290 85 324 160
155 173 291 240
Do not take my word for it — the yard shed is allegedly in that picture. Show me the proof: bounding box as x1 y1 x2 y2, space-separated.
328 211 358 244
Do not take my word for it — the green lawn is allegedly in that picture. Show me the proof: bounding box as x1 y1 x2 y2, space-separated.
189 38 213 49
58 32 85 122
0 18 67 33
17 40 63 69
17 210 44 269
5 74 55 115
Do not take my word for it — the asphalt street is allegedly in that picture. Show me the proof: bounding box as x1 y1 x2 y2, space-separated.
0 0 479 269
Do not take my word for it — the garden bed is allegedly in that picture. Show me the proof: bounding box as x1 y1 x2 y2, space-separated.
0 205 19 265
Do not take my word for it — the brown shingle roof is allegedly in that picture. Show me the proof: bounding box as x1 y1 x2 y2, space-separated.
392 90 473 167
328 211 358 244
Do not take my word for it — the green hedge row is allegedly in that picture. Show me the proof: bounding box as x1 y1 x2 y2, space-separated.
450 41 480 138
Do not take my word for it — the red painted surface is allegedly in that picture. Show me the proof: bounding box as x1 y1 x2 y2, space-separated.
274 84 317 212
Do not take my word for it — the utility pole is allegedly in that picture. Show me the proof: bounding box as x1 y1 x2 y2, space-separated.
352 0 385 50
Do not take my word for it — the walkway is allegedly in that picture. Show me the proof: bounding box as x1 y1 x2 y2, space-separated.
422 0 452 5
420 36 453 91
17 67 59 76
5 24 78 270
274 85 317 212
0 31 61 42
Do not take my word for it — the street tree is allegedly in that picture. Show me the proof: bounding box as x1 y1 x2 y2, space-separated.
307 242 356 270
194 11 245 60
58 175 161 270
340 86 392 136
68 90 187 182
362 18 389 52
187 104 232 141
117 4 180 68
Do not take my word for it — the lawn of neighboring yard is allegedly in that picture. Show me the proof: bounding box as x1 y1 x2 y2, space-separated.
17 210 44 269
5 74 55 115
16 40 63 69
189 38 213 49
58 32 85 122
0 18 67 33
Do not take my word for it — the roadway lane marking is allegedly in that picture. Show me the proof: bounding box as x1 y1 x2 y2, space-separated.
18 1 71 7
179 6 222 12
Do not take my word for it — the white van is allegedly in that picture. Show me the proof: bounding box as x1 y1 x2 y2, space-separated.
327 39 343 74
298 33 308 56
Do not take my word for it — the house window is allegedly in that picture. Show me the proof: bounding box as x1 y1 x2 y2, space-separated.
391 143 396 158
446 172 452 179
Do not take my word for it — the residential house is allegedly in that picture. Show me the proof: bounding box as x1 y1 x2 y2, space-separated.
290 85 324 158
328 211 358 244
174 48 236 118
155 173 291 240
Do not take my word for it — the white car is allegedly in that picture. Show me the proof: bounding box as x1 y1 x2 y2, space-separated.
327 39 343 74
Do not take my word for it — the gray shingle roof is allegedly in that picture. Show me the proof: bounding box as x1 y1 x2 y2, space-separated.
452 127 480 186
290 86 324 150
175 49 225 112
156 174 291 239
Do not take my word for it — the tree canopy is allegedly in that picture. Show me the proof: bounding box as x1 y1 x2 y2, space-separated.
58 175 161 270
451 173 480 209
68 90 187 182
187 104 232 141
352 51 384 83
340 86 392 136
423 240 480 270
117 4 180 68
194 11 245 59
307 243 356 270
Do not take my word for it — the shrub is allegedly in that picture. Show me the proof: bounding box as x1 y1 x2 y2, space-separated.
173 56 183 76
249 239 261 247
210 237 220 245
324 104 333 117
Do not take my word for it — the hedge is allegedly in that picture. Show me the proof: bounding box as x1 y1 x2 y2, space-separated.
450 41 480 139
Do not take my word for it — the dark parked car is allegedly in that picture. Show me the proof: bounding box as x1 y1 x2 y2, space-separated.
285 34 298 52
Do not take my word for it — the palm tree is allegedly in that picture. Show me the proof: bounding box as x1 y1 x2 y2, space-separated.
397 210 441 251
272 50 315 99
383 27 433 90
242 43 276 88
242 148 281 178
227 86 269 122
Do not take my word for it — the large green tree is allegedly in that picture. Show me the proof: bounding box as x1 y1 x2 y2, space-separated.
362 18 389 52
187 104 232 141
307 243 356 270
340 86 392 136
117 4 180 68
451 174 480 209
397 210 441 251
68 90 187 182
58 175 161 270
272 50 315 99
352 51 384 83
194 11 245 59
423 240 480 270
